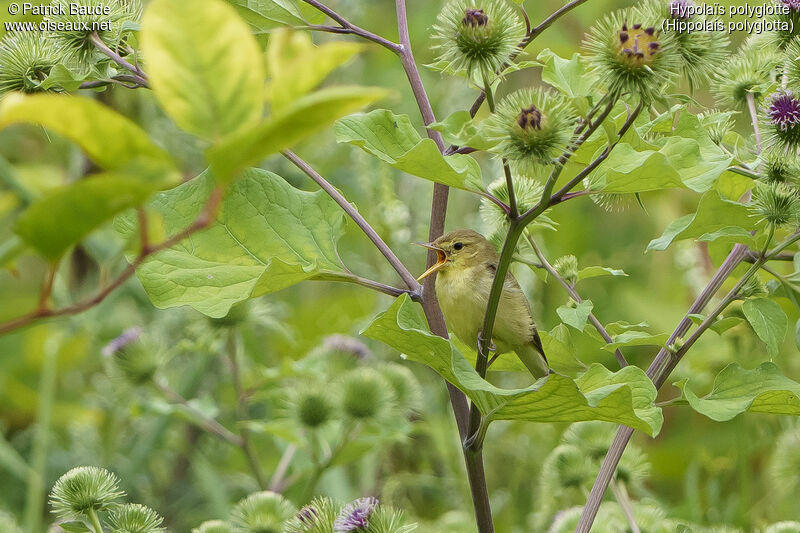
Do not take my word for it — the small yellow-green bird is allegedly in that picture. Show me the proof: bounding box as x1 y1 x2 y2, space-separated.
417 229 549 378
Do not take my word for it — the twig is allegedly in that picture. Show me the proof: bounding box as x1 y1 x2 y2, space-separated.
269 444 297 492
311 272 412 299
227 329 268 490
610 480 641 533
746 92 761 153
300 0 400 52
525 233 626 368
0 187 224 336
155 379 244 447
282 150 421 296
89 32 149 87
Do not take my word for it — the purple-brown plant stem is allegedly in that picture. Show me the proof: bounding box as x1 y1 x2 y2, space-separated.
300 0 401 52
89 32 149 87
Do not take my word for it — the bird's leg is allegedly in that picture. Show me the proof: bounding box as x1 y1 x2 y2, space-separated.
476 334 496 354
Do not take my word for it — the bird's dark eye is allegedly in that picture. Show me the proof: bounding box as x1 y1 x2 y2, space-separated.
453 242 464 250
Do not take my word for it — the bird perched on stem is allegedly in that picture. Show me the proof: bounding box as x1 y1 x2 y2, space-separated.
416 229 549 378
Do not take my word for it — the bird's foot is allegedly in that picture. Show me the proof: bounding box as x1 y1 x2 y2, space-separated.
476 334 496 353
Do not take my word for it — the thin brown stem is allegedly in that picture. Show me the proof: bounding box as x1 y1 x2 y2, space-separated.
89 32 149 87
746 92 761 153
525 233 625 368
311 272 412 299
300 0 400 52
269 444 297 492
137 207 150 254
282 150 421 295
227 329 268 490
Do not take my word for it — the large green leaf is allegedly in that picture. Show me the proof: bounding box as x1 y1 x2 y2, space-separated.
207 86 387 182
430 111 497 151
362 295 663 436
557 300 593 331
16 175 155 260
119 168 346 318
670 114 734 192
227 0 306 32
585 143 685 194
673 362 800 421
266 29 363 111
602 331 668 352
335 109 483 191
647 190 755 251
742 298 787 358
537 49 594 99
0 94 175 177
142 0 265 141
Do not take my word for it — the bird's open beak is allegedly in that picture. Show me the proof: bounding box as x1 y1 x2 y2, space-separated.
414 242 447 281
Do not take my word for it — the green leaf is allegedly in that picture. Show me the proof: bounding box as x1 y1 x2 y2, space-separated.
267 29 363 110
0 94 175 177
39 63 89 91
118 168 346 318
362 295 663 436
335 109 483 191
688 314 745 335
228 0 306 31
556 300 593 331
141 0 265 141
429 111 497 151
539 324 587 375
577 266 628 281
673 362 800 421
16 175 155 260
586 143 685 194
207 86 387 182
647 190 755 252
670 114 734 192
58 521 92 533
602 331 668 352
742 298 787 358
695 226 757 248
536 49 594 99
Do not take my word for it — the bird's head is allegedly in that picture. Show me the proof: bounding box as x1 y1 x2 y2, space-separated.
415 229 497 281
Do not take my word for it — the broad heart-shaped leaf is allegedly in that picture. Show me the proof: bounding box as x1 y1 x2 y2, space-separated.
0 94 175 177
742 298 787 358
118 168 346 318
557 300 593 331
430 111 497 151
670 113 734 192
267 29 363 111
647 190 755 252
16 175 155 260
537 49 594 99
207 86 388 182
577 266 628 281
142 0 265 141
228 0 306 32
585 143 685 194
362 295 663 436
334 109 484 191
673 362 800 421
602 331 668 352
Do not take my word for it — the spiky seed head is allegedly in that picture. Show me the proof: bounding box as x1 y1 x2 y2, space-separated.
284 498 339 533
761 149 800 185
106 503 165 533
698 110 735 145
49 466 124 518
379 364 423 414
340 368 392 420
750 182 800 226
553 255 579 285
102 327 160 385
584 5 678 101
431 0 525 78
760 0 800 51
739 275 768 299
231 491 296 533
291 388 334 429
191 520 235 533
764 91 800 151
714 37 779 109
45 0 140 62
486 87 577 173
479 175 558 235
0 31 62 95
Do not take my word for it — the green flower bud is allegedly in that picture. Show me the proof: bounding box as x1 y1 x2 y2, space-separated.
486 88 577 173
284 498 339 533
479 175 557 234
49 466 125 519
431 0 525 79
553 255 579 285
698 110 735 146
45 0 140 62
192 520 235 533
231 491 296 533
738 275 768 299
107 503 165 533
0 31 61 95
584 6 679 101
713 38 779 110
542 445 596 489
761 1 800 51
102 327 161 385
340 368 392 420
761 149 800 185
379 364 423 414
292 388 334 429
750 181 800 226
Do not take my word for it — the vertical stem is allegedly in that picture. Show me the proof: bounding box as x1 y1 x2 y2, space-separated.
87 508 104 533
227 329 268 490
23 336 59 533
610 480 641 533
482 71 517 218
746 93 761 153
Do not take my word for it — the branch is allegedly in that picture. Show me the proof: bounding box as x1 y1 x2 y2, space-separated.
746 93 762 153
525 233 626 368
0 187 224 336
282 150 421 296
89 32 149 88
300 0 400 52
311 272 412 299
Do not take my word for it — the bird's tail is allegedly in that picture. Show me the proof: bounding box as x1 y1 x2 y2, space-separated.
516 333 550 379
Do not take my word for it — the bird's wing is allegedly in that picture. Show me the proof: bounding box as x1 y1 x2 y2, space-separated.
504 267 548 363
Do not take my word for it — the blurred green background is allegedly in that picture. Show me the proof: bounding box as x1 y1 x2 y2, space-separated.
2 0 800 532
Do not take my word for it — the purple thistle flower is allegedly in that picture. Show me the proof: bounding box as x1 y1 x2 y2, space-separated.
333 497 379 532
296 505 318 525
669 0 693 19
102 327 143 357
769 92 800 132
782 0 800 12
